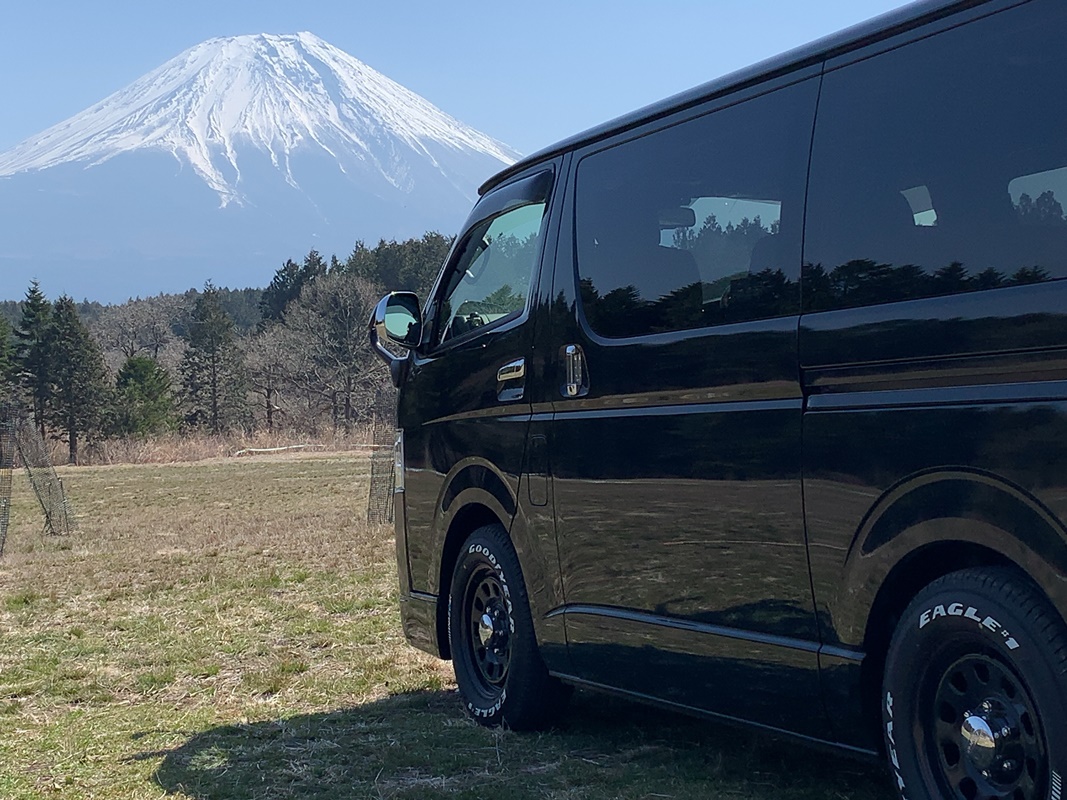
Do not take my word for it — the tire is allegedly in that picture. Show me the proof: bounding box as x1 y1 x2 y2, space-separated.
882 568 1067 800
447 523 569 729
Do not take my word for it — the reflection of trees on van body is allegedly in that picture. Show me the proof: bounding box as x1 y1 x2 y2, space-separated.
674 214 779 281
581 215 801 337
802 259 1053 312
462 284 526 318
720 268 796 321
1016 190 1067 227
581 280 702 337
487 231 540 270
581 268 798 338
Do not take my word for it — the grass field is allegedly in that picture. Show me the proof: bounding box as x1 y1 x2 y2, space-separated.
0 454 894 799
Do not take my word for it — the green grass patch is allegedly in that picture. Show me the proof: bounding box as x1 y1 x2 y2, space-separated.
4 588 43 611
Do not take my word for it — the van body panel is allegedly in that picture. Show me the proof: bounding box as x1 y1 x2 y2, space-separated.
509 421 571 671
800 286 1067 650
548 332 827 734
556 605 828 735
398 591 438 657
801 284 1067 372
400 385 531 593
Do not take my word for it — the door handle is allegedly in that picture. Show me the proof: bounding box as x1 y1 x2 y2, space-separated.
562 344 588 397
496 358 525 402
496 358 526 383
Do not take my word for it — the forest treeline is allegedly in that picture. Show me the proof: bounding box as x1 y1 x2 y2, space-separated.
0 233 453 463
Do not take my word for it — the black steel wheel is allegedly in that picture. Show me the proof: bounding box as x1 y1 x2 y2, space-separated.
461 557 513 691
448 523 570 729
882 569 1067 800
927 650 1045 799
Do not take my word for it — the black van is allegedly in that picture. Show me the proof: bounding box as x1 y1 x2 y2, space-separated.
369 0 1067 796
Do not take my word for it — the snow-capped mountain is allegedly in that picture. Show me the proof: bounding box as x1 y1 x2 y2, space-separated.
0 32 518 301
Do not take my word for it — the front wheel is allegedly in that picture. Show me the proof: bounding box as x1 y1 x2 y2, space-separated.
882 568 1067 800
448 524 569 729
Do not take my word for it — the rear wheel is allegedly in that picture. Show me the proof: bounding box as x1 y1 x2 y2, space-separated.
448 523 569 729
882 568 1067 800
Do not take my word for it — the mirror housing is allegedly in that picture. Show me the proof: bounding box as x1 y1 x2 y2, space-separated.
369 292 423 387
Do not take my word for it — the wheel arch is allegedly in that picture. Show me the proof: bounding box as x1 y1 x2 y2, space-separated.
424 457 520 658
435 499 510 660
842 468 1067 746
858 539 1014 747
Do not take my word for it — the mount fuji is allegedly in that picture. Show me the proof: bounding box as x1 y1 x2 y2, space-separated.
0 32 519 302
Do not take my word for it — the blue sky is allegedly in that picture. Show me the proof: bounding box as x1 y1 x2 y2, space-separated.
2 0 914 157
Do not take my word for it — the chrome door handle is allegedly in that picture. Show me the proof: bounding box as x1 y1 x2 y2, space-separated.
497 358 526 383
497 358 526 402
562 344 588 397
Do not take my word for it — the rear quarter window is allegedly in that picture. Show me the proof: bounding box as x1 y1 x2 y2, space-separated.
804 0 1067 312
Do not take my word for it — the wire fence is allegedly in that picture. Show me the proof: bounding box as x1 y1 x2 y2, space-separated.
0 402 77 557
366 384 397 525
0 412 14 556
17 414 77 538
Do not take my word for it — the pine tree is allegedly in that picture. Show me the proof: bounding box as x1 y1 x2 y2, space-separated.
48 296 110 464
259 250 329 324
260 259 302 323
341 232 453 298
302 249 328 282
181 283 248 434
405 231 454 297
343 240 376 278
14 281 54 439
0 315 15 397
113 355 176 437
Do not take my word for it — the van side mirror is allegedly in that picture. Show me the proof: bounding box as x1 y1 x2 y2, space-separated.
369 292 423 386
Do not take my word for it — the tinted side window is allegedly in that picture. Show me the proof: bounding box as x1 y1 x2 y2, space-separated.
574 80 817 339
434 175 551 347
804 0 1067 312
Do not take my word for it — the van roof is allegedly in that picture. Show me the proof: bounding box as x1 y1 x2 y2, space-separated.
480 0 997 195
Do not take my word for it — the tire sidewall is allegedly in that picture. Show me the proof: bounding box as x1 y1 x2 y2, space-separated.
883 578 1067 800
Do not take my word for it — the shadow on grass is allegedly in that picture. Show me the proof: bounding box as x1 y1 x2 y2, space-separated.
140 689 894 800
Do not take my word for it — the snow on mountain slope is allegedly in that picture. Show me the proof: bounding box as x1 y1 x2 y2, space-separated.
0 32 517 206
0 33 521 301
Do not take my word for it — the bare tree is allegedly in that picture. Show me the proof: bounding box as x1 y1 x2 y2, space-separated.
284 273 385 435
92 295 183 374
242 323 295 433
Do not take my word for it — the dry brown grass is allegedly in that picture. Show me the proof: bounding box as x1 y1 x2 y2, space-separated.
0 455 893 799
78 428 382 466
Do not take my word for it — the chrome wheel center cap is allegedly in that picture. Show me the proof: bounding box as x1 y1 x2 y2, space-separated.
961 712 998 770
478 613 495 647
